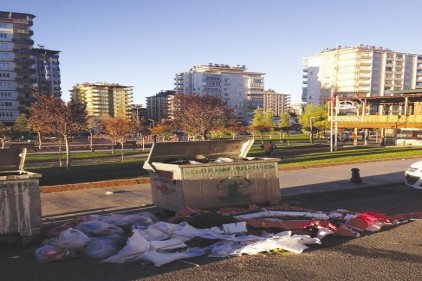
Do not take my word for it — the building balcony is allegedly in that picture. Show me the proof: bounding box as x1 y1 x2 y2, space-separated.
358 61 371 66
14 29 33 36
12 38 34 45
358 68 371 73
14 58 35 65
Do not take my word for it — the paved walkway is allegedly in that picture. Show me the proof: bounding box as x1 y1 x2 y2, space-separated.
40 158 419 227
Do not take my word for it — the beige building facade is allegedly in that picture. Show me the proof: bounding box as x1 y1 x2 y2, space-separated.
302 45 421 105
262 90 291 116
70 82 133 119
174 63 265 123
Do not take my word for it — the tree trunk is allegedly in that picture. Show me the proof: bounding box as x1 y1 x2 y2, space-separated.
65 136 70 170
37 132 42 150
90 132 94 152
120 142 124 163
58 141 63 167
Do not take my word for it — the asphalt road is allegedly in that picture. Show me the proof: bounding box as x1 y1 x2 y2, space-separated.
1 183 421 281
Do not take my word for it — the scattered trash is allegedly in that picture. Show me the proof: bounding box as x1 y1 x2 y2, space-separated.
35 207 422 266
106 191 114 195
35 244 77 263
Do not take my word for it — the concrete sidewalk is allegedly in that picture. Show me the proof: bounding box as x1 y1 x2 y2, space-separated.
40 158 420 227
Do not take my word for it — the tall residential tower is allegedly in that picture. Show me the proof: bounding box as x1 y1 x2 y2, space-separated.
302 45 421 105
0 11 62 124
174 63 265 123
70 82 133 119
32 47 61 97
0 11 35 124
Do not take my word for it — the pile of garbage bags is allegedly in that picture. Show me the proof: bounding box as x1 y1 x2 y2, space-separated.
35 205 422 266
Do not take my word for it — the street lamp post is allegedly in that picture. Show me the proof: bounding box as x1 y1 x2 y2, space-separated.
148 119 155 128
310 117 318 144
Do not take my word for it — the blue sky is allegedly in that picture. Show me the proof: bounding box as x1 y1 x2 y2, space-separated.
3 0 422 105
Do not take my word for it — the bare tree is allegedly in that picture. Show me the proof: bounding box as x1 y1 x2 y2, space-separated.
28 94 87 169
100 116 132 162
173 94 233 140
149 122 174 142
225 120 243 140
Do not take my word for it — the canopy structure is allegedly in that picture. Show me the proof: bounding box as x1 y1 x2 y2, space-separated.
329 92 422 129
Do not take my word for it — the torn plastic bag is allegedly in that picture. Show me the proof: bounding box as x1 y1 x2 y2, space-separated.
35 245 77 263
76 221 124 236
102 230 151 263
44 228 91 250
83 234 126 259
94 212 160 229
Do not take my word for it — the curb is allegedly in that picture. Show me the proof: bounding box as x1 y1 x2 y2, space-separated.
282 181 406 200
40 177 151 193
39 157 417 194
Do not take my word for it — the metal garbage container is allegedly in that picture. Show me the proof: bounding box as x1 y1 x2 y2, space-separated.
143 139 281 212
0 148 42 243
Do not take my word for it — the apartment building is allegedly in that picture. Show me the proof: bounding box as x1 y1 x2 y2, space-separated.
32 46 61 97
261 90 291 117
174 63 265 123
302 45 421 105
70 82 133 119
145 90 175 122
0 11 35 124
0 11 62 125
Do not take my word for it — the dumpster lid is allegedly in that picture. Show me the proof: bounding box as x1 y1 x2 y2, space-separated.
144 139 254 170
0 148 27 174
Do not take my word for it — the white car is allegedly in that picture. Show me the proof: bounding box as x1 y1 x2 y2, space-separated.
405 161 422 190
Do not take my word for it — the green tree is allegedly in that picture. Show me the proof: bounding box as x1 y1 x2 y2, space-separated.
12 113 30 140
278 113 291 136
298 104 327 143
0 122 11 149
275 113 292 143
250 108 273 143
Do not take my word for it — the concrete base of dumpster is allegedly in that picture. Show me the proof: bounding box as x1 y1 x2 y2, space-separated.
0 149 42 245
0 172 42 242
148 159 281 212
